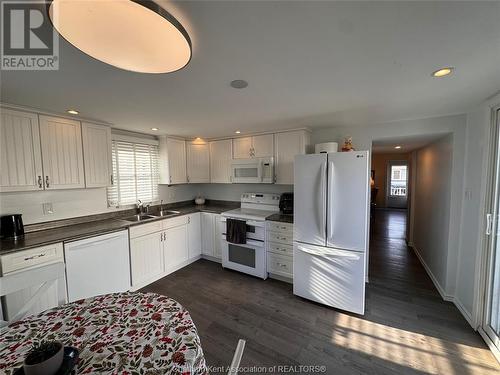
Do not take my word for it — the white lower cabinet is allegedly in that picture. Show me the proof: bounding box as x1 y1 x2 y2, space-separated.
266 221 294 282
201 212 222 260
130 231 165 289
130 214 201 290
187 213 202 258
0 243 65 320
164 224 189 273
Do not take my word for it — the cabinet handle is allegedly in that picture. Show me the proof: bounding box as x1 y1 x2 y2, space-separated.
45 176 50 188
169 176 172 184
24 253 46 261
187 176 190 183
160 232 163 242
110 174 114 185
188 217 191 224
38 176 43 188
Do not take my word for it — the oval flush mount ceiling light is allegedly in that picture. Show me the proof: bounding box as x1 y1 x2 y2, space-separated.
230 80 248 89
48 0 192 74
66 109 79 115
395 145 402 149
432 67 454 78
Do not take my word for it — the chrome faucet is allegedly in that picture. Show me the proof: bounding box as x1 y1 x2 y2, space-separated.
136 200 143 214
159 199 164 214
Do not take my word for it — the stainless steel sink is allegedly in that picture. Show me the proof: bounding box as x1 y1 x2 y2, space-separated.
121 214 158 222
155 210 180 217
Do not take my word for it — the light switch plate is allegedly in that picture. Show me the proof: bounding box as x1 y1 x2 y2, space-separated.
42 202 54 215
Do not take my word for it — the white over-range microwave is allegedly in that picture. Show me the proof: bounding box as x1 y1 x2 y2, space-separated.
231 157 274 184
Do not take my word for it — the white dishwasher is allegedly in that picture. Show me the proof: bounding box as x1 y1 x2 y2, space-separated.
64 230 131 302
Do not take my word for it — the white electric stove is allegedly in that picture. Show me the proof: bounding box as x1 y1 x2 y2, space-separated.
220 193 280 279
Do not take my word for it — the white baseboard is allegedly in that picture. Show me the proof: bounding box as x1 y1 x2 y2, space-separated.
454 296 475 328
411 245 453 301
410 245 476 329
201 254 222 263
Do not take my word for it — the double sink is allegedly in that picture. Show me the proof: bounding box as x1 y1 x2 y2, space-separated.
120 210 181 223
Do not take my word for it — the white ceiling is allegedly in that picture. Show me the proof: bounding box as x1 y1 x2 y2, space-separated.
1 1 499 138
372 133 448 154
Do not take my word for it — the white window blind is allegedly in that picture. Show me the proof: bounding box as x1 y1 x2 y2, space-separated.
107 140 159 207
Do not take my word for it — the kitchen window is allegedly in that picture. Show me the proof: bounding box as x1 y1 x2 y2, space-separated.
107 137 159 207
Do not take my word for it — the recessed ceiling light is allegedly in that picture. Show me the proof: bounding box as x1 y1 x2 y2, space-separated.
432 67 454 77
66 109 79 115
235 130 241 134
395 145 402 149
48 0 192 73
230 80 248 89
151 127 159 131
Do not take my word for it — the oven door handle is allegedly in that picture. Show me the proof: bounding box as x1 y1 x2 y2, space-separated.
223 237 265 248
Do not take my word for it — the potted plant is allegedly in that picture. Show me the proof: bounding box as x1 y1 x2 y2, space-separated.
23 341 64 375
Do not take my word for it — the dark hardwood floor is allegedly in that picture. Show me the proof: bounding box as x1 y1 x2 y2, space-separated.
142 210 500 374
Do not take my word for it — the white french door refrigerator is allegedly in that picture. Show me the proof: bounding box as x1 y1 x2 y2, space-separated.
293 151 370 315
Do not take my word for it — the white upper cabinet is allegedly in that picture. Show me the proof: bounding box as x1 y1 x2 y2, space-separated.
186 142 210 183
232 137 253 159
232 134 274 159
0 109 44 192
209 139 232 183
275 130 310 185
159 136 187 185
252 134 274 158
39 115 85 189
81 122 112 188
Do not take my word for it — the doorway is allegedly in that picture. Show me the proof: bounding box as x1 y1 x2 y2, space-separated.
386 161 408 209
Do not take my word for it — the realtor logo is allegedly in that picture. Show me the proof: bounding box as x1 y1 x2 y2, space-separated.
1 1 59 70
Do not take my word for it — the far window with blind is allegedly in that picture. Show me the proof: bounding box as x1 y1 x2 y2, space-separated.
107 138 159 207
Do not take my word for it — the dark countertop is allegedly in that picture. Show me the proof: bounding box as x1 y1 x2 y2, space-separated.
266 213 294 224
0 202 238 255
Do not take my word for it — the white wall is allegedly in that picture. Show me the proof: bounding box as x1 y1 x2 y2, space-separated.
0 184 199 225
412 135 453 295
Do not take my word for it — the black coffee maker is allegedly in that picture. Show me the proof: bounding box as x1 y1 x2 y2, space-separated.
0 214 24 240
279 193 294 215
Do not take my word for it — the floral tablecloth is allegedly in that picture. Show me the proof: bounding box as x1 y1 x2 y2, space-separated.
0 292 208 374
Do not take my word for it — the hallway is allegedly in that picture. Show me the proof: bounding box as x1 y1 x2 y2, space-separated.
143 210 500 374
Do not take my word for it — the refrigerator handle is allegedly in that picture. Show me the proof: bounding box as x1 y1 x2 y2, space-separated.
327 161 334 241
320 162 326 237
297 245 360 260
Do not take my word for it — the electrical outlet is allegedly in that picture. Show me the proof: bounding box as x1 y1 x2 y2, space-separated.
42 202 54 215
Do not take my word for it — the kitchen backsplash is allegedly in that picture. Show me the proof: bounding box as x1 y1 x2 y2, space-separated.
0 183 291 225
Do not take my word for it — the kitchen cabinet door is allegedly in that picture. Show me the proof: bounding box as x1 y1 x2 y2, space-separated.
164 224 189 273
187 213 202 258
275 130 309 185
81 122 112 188
186 142 210 183
39 115 85 189
167 137 187 184
201 212 215 256
130 232 164 289
0 109 44 192
233 137 252 159
213 214 223 259
252 134 274 158
210 139 232 183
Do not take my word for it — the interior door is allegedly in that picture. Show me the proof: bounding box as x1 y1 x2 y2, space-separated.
294 154 327 246
327 152 369 251
483 109 500 353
